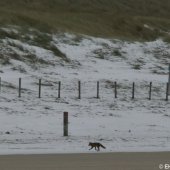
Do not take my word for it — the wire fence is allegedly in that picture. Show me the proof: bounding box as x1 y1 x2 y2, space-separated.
0 77 169 101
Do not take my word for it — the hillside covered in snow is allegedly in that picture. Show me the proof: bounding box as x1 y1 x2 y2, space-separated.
0 26 170 154
1 0 170 41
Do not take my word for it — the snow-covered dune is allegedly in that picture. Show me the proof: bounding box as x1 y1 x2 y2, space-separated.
0 28 170 154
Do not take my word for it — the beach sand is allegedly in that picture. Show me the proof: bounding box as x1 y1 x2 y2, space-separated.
0 152 169 170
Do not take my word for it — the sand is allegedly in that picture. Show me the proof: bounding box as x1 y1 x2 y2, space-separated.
0 152 169 170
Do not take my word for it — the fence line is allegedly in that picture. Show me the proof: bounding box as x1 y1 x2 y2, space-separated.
0 78 169 101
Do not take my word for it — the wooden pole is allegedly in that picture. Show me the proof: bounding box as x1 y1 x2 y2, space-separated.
38 79 41 98
58 81 61 98
0 77 1 92
132 82 135 99
114 81 117 98
166 83 169 101
149 82 152 100
18 78 21 98
97 81 99 99
168 63 170 95
78 81 81 99
63 112 68 136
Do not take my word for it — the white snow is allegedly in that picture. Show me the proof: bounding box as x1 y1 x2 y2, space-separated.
0 31 170 155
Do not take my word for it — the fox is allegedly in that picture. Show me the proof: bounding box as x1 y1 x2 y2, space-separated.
88 142 106 151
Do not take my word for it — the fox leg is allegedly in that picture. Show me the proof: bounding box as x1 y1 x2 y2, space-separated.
89 146 93 150
94 146 99 151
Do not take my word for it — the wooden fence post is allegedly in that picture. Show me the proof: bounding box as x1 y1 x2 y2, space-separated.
18 78 21 97
97 81 99 98
63 112 68 136
78 81 81 99
132 82 135 99
58 81 61 98
168 63 170 95
0 77 1 92
149 82 152 100
166 83 169 101
38 79 41 98
114 81 117 98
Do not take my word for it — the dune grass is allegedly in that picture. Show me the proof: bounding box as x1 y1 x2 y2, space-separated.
0 0 170 40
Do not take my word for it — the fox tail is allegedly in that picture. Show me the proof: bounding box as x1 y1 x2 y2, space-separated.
100 144 106 149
